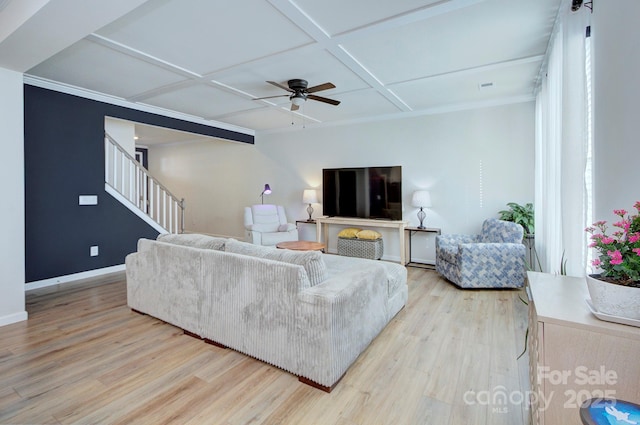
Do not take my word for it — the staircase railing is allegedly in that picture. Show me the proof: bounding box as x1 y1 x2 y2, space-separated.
104 133 184 234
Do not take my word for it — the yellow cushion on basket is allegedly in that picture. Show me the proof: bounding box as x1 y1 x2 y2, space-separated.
356 229 382 240
337 228 362 238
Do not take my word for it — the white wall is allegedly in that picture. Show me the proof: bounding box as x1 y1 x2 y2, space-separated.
148 102 535 262
0 67 27 326
105 116 135 156
592 1 640 222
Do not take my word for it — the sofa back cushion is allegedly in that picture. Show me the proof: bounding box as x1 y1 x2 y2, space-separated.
481 218 524 244
157 233 227 251
225 239 328 286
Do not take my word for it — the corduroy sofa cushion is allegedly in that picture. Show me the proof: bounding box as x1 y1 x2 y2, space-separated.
225 239 328 286
157 233 227 251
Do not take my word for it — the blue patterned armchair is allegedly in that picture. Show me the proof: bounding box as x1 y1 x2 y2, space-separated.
436 218 526 289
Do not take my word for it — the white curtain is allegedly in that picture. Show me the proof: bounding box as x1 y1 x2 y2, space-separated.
535 3 591 276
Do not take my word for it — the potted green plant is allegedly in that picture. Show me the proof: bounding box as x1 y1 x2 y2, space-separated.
498 202 541 271
498 202 534 236
585 201 640 320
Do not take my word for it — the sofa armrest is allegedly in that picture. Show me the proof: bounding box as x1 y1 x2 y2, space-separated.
436 234 480 265
295 266 389 388
279 223 296 232
457 242 526 288
245 229 262 245
126 240 203 333
436 234 480 246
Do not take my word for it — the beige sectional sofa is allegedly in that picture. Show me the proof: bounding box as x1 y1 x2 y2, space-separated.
125 233 408 391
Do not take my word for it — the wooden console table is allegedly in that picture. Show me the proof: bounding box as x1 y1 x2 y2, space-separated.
315 217 408 264
527 272 640 425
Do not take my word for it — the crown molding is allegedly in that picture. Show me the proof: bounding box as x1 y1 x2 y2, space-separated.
23 75 255 137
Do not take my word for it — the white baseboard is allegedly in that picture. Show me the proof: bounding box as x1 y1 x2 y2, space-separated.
0 311 28 327
25 264 126 291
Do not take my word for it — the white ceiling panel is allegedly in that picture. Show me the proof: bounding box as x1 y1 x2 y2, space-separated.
390 61 540 110
342 0 559 84
293 89 400 123
218 107 300 131
96 0 313 75
27 39 186 99
293 0 444 36
143 84 262 119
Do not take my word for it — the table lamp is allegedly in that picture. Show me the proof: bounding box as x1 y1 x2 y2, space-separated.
302 189 318 221
411 190 432 229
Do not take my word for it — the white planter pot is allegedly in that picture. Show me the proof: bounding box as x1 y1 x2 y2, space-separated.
586 274 640 320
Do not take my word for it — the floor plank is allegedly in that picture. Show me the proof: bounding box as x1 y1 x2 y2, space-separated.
0 268 530 425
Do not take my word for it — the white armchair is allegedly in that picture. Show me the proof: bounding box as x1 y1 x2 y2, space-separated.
244 204 298 246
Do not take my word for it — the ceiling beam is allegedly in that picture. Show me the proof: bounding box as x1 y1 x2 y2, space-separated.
86 33 203 81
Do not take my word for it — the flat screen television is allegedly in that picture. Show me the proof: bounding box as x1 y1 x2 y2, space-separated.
322 166 402 220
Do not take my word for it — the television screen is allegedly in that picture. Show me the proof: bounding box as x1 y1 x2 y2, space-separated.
322 166 402 220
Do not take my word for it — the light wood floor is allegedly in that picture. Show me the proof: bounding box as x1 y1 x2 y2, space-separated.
0 268 531 425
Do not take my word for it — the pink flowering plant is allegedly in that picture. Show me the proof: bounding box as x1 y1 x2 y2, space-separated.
585 201 640 286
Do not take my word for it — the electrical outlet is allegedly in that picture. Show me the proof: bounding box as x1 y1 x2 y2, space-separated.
90 246 99 256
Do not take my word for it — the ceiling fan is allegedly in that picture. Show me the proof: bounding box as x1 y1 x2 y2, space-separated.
253 79 340 111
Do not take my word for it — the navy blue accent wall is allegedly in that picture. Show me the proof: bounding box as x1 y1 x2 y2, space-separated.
23 85 254 283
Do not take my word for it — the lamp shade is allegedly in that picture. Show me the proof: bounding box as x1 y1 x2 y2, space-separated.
302 189 318 204
411 190 432 208
263 184 272 195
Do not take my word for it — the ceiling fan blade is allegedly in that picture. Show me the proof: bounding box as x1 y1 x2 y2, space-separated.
291 103 300 111
306 82 335 93
308 94 340 106
253 94 289 100
267 80 293 92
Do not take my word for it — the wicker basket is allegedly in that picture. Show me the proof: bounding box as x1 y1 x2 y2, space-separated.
337 237 384 260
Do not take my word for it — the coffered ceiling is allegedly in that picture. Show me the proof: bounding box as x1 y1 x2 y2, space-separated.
1 0 562 134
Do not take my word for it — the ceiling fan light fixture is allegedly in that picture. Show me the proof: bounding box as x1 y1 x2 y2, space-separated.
291 94 306 106
254 79 339 108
